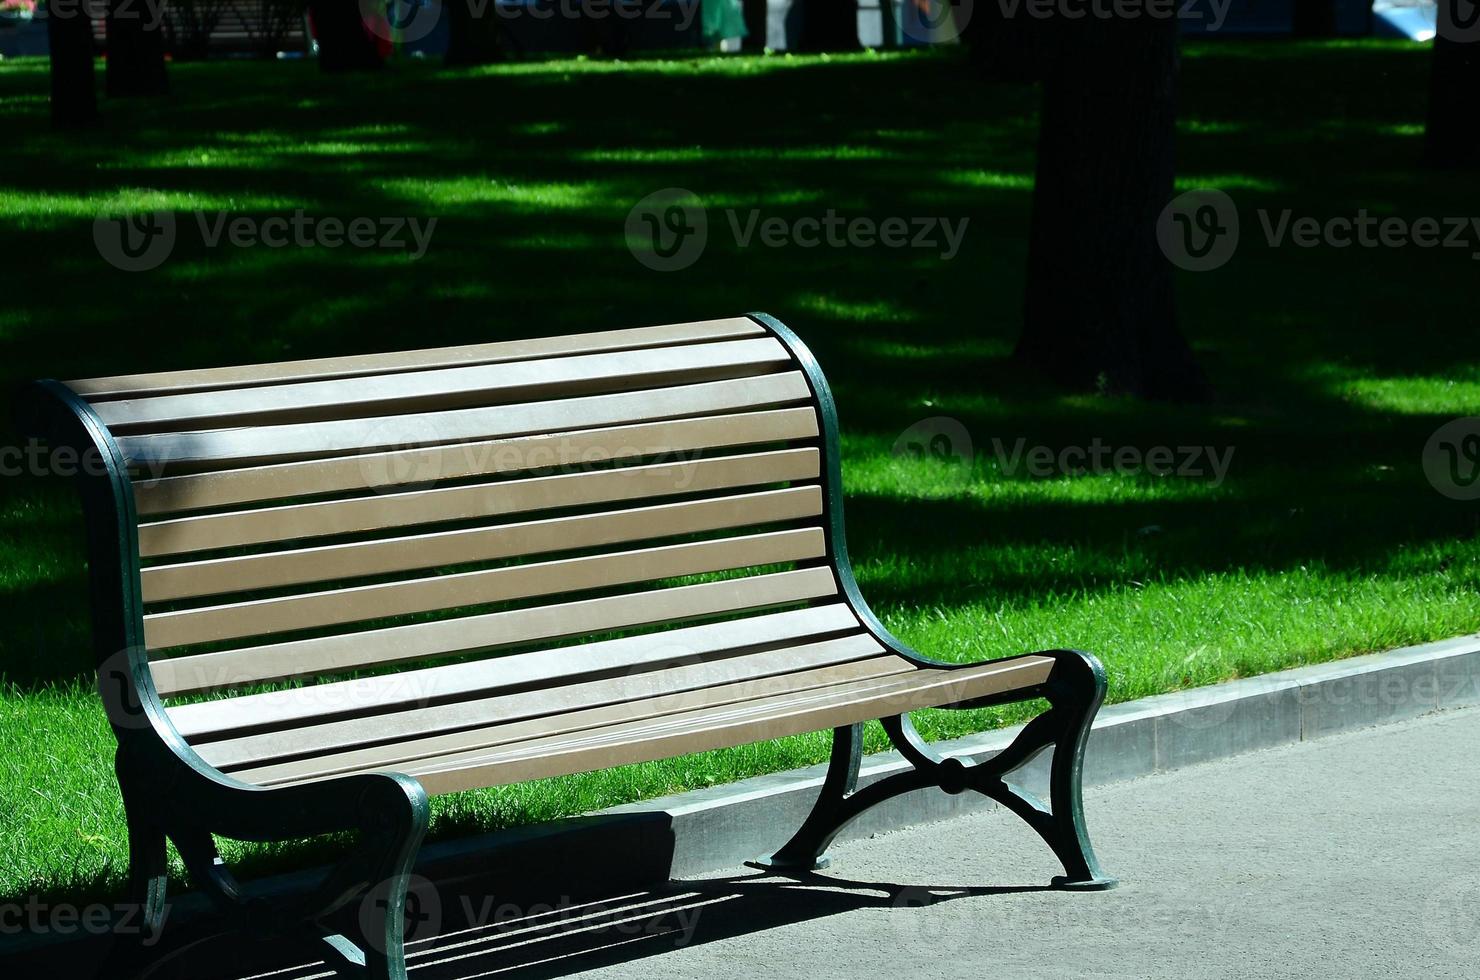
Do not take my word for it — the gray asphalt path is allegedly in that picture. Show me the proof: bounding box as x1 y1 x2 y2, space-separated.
558 706 1480 980
33 707 1474 979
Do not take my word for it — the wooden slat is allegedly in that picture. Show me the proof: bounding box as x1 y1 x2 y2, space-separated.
94 338 790 430
256 657 1058 792
153 566 842 699
164 593 855 734
68 318 765 400
195 633 887 771
138 448 820 558
118 372 813 468
144 527 827 648
132 407 820 516
227 651 906 785
142 486 824 602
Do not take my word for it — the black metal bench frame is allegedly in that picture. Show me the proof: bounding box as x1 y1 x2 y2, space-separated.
18 314 1114 980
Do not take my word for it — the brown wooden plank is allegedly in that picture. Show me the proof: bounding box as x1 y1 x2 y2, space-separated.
154 566 843 700
141 486 824 602
411 657 1056 792
68 319 764 400
117 372 813 469
138 448 820 558
163 592 854 732
94 338 790 430
132 407 820 516
250 657 1057 791
195 633 888 772
144 527 827 648
226 651 907 785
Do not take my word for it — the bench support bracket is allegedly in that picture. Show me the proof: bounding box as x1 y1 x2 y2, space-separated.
755 650 1116 890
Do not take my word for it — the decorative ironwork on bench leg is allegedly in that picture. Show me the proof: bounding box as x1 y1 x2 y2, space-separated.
966 650 1117 890
755 651 1115 889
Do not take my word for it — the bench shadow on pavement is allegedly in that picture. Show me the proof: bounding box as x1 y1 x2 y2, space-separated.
149 871 1050 980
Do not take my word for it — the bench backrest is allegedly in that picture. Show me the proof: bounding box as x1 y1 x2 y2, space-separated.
90 2 310 57
55 317 842 720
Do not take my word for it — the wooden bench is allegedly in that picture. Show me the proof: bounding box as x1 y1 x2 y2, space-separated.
89 1 310 59
18 313 1114 980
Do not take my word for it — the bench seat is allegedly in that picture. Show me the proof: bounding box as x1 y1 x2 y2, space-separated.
183 642 1055 792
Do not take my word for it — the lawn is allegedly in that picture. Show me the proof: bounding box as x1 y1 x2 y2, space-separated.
1 41 1478 908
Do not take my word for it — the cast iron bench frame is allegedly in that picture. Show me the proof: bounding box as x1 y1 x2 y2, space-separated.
19 314 1114 980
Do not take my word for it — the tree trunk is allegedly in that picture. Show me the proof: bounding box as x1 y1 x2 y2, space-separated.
742 0 767 49
443 0 502 65
1426 8 1480 169
308 0 385 71
961 2 1062 83
106 0 169 97
47 0 99 126
1290 0 1338 36
1016 19 1210 402
796 0 857 51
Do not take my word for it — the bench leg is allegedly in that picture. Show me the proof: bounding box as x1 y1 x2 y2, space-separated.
97 750 173 978
237 776 431 980
967 650 1117 890
351 787 431 980
1042 650 1116 888
754 722 867 871
755 650 1115 890
106 741 431 979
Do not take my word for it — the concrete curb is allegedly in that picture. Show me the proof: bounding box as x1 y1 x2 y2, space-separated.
5 633 1478 967
602 632 1480 877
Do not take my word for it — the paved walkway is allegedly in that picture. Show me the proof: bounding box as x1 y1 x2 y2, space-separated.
18 707 1480 979
549 706 1480 980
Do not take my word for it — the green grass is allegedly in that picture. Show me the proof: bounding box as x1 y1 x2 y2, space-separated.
2 41 1479 908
